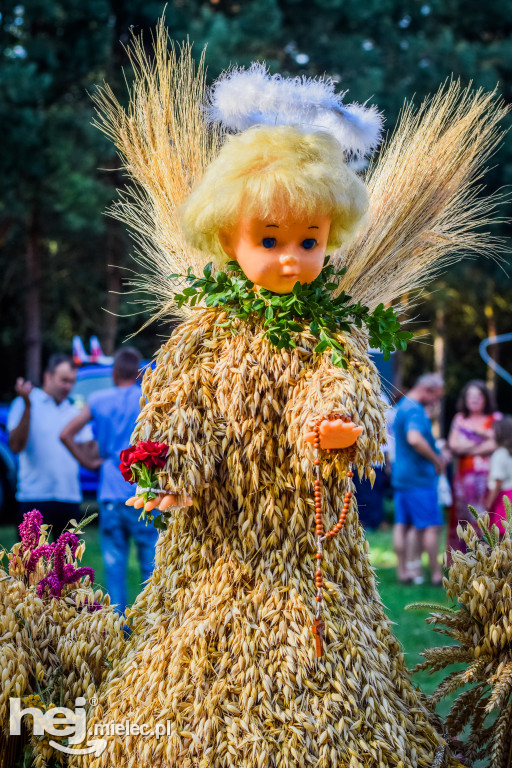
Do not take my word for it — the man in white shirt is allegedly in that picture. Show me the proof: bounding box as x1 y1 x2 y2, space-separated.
8 354 95 537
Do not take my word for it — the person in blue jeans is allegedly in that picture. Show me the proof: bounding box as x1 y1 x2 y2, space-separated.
60 347 158 613
392 373 446 586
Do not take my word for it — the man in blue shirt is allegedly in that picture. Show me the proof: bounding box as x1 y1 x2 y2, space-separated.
8 354 94 537
60 347 158 613
392 373 445 586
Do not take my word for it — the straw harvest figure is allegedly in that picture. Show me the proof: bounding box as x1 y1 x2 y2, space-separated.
76 22 507 768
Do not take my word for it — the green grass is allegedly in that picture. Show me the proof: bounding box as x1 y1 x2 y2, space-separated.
366 527 457 718
0 513 456 719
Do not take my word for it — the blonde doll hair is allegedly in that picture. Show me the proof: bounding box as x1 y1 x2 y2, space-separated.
179 124 368 264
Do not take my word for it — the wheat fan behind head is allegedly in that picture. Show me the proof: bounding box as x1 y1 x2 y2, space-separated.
336 81 509 310
91 20 222 326
93 22 509 328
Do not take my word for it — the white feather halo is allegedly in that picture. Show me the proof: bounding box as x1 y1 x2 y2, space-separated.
206 62 383 158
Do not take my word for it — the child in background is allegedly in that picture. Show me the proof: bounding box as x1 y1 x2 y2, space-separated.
486 415 512 533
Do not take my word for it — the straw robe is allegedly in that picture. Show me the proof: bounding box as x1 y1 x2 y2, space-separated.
81 306 446 768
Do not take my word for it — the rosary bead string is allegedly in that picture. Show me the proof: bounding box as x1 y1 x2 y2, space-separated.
311 413 358 658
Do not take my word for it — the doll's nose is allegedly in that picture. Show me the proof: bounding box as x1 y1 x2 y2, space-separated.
279 252 298 265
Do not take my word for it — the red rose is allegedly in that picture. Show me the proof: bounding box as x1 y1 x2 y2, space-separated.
119 446 138 482
119 441 169 483
137 440 168 457
135 440 169 468
130 445 150 464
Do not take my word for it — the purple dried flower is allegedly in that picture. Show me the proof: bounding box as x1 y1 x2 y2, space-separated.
19 510 43 551
53 532 79 580
37 573 64 599
32 528 95 600
26 544 55 574
60 563 76 582
66 566 95 586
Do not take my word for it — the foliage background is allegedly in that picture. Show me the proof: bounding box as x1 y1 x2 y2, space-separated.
1 0 511 426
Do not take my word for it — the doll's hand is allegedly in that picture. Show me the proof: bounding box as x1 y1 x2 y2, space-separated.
126 493 193 511
304 419 363 450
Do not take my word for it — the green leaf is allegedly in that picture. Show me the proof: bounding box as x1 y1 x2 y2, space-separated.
329 337 345 352
314 340 329 355
404 602 457 613
505 495 512 529
331 350 347 368
70 513 98 534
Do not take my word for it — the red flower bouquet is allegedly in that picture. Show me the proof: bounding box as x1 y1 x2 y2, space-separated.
119 440 169 504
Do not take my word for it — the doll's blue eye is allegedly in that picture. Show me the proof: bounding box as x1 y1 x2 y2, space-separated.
301 238 317 250
262 237 276 249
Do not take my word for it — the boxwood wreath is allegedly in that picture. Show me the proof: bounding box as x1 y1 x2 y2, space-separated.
170 258 413 367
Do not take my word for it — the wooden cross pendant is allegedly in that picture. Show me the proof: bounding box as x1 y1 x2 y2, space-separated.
312 617 325 658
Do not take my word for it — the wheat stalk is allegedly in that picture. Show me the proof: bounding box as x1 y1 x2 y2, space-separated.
414 506 512 766
336 80 509 310
91 19 221 327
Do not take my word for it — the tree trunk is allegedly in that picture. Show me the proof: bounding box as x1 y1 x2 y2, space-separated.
485 301 498 395
25 206 42 384
103 218 121 356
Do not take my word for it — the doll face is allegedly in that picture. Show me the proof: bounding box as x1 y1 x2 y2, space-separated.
219 212 331 294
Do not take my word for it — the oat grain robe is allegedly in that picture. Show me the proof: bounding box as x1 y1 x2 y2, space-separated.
87 308 443 768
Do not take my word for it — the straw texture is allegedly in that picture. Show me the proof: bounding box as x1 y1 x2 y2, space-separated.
412 510 512 767
0 532 124 768
73 312 449 768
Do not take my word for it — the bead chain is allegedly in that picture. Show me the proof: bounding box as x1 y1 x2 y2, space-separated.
312 414 357 658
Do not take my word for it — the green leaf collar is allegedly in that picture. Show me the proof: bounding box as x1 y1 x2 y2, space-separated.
169 258 412 368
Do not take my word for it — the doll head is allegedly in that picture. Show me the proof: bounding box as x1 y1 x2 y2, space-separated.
179 125 368 292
